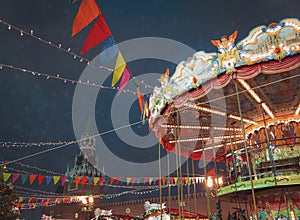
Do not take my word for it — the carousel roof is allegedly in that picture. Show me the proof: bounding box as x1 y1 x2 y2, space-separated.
148 18 300 159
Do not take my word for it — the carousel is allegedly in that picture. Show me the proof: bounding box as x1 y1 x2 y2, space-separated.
148 18 300 219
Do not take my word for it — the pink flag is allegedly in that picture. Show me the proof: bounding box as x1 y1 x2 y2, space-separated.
117 65 131 95
61 176 67 186
12 173 20 183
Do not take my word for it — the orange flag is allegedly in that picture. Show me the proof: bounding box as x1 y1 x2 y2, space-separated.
136 88 143 111
72 0 100 37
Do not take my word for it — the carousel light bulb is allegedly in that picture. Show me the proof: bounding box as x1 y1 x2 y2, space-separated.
81 197 87 205
88 196 94 204
218 177 224 186
207 177 213 188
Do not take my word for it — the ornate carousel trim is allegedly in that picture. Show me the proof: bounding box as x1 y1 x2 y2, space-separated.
149 18 300 123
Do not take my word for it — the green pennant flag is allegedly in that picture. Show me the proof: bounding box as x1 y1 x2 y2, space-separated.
105 176 110 184
21 174 28 184
68 176 74 183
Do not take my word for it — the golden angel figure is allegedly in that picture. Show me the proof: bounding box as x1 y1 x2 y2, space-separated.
211 30 239 74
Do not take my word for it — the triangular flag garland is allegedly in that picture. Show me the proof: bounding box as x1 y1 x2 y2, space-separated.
72 0 100 37
70 0 155 117
2 173 206 186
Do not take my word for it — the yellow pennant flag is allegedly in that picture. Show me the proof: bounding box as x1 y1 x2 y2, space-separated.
126 177 131 185
149 177 153 185
3 173 11 183
94 177 100 185
112 52 126 87
174 177 178 184
53 176 60 185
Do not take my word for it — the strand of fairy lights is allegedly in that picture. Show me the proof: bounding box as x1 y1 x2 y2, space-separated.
0 120 143 166
10 161 64 176
0 19 155 91
0 19 299 165
0 140 75 148
2 71 299 167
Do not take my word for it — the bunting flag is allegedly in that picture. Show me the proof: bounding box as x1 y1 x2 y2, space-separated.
115 178 121 185
142 101 149 124
112 52 126 87
81 177 88 186
74 177 81 186
100 36 119 64
99 177 105 186
117 65 131 95
3 173 11 183
67 176 74 184
174 177 178 184
88 176 94 185
94 177 100 185
131 177 136 185
53 176 60 185
72 0 100 37
12 173 20 183
144 177 148 184
61 176 67 186
149 177 153 185
29 174 37 185
38 175 45 185
136 88 143 111
2 172 205 186
21 174 28 184
46 176 52 185
110 178 115 185
80 12 112 54
126 177 131 185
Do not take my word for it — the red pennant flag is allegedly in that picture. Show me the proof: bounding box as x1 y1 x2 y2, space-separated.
72 0 100 37
38 175 45 185
81 13 112 54
117 65 131 95
115 178 121 185
136 88 143 111
12 173 20 183
29 174 37 185
81 177 88 186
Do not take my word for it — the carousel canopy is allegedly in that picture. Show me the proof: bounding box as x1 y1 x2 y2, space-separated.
148 18 300 160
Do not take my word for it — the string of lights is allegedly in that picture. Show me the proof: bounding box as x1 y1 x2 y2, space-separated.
11 162 64 176
0 140 75 148
1 73 299 168
14 185 159 200
0 19 155 91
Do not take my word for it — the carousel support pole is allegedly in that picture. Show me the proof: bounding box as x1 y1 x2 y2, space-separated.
158 141 163 220
167 153 171 217
234 80 257 218
175 110 183 219
229 127 241 210
186 158 192 219
258 103 277 185
211 133 222 220
200 115 212 218
191 159 199 219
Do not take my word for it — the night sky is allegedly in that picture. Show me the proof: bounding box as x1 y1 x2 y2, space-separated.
0 0 299 217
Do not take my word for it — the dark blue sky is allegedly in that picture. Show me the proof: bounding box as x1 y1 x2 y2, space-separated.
0 0 299 178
